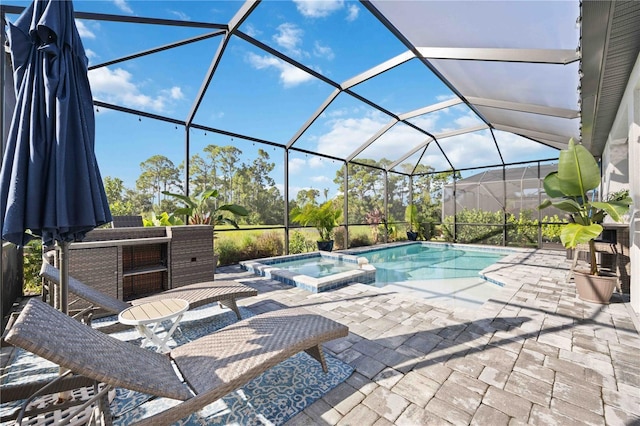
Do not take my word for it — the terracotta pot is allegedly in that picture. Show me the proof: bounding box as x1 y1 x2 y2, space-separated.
574 269 617 304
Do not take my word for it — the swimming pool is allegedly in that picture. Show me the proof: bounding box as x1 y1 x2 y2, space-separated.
346 243 509 309
241 242 511 309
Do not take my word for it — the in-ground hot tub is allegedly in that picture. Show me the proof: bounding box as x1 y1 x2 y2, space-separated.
240 251 375 293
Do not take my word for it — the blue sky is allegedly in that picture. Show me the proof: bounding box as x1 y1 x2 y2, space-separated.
5 0 569 200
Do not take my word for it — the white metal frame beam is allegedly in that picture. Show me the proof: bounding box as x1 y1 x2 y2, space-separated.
341 51 414 90
467 97 579 119
417 47 580 65
398 98 463 120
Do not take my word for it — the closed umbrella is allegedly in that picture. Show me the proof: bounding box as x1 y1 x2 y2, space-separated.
1 0 112 313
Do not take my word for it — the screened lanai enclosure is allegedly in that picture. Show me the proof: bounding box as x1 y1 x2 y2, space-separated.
1 1 638 258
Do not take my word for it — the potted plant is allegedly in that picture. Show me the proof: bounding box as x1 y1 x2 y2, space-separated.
405 204 420 241
291 200 342 251
538 139 631 303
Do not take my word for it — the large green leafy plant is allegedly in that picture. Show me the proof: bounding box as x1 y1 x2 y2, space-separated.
163 189 248 229
538 139 631 275
291 200 342 242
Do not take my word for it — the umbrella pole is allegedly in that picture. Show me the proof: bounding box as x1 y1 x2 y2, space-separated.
57 240 72 402
57 241 69 315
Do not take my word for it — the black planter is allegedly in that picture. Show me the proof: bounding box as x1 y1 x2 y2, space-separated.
406 231 418 241
317 240 334 252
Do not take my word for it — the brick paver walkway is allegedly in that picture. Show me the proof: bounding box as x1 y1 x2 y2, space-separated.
216 247 640 426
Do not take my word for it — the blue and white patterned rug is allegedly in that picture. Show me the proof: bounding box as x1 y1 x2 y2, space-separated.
1 304 354 425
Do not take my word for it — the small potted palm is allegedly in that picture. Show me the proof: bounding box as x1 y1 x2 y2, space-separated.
538 139 631 303
291 200 342 251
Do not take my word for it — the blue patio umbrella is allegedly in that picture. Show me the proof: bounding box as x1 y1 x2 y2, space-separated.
1 0 112 313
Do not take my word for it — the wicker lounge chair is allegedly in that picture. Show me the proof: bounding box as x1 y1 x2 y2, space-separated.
40 262 257 320
5 298 349 426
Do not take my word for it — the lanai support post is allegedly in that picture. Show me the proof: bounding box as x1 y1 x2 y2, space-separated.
284 149 290 254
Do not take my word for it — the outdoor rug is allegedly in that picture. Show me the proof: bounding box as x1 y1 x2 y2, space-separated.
1 304 354 425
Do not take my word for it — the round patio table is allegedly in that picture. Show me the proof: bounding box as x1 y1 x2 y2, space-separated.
118 298 189 353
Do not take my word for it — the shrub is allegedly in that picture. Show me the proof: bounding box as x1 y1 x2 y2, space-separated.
253 232 284 258
23 240 42 295
442 209 567 247
334 227 346 250
349 234 372 247
289 230 316 254
216 238 243 266
215 232 284 265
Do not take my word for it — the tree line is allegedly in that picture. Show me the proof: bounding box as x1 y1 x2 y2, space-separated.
104 144 453 226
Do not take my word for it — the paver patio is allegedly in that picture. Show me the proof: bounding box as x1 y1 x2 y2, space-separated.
217 248 640 426
1 247 639 425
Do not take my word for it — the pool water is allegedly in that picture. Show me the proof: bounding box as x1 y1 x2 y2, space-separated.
362 244 503 281
355 244 507 310
271 257 360 278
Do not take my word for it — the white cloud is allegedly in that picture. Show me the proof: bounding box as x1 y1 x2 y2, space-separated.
406 113 440 133
244 23 260 38
308 156 327 168
346 4 359 21
88 67 182 113
75 20 95 39
436 131 501 170
245 52 314 87
288 157 306 174
307 109 484 167
420 151 450 172
273 23 304 57
310 175 330 183
85 49 98 61
315 113 387 159
112 0 133 14
436 94 458 102
166 86 184 100
453 112 485 129
326 108 349 118
313 41 334 60
494 131 557 163
288 156 330 175
293 0 344 18
409 108 484 136
169 10 191 21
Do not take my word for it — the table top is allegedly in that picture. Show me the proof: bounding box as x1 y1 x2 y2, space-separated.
119 298 189 325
